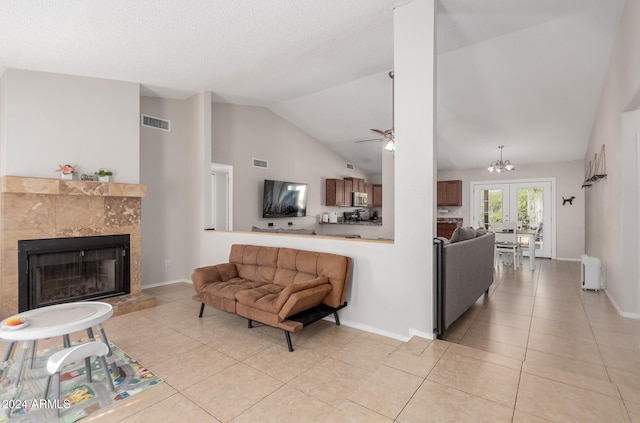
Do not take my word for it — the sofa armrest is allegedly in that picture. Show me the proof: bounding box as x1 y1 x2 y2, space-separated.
278 281 333 321
191 263 238 294
272 277 327 310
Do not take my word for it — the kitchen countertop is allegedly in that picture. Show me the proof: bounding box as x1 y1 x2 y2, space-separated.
437 218 463 223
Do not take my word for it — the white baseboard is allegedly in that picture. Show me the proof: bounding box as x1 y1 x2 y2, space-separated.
604 290 640 320
555 257 581 262
409 328 435 340
142 279 191 289
327 318 411 342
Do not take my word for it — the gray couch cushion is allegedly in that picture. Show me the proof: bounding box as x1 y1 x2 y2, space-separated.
450 227 476 243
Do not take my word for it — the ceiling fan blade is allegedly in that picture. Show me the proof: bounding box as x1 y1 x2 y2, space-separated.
370 129 387 136
355 138 384 144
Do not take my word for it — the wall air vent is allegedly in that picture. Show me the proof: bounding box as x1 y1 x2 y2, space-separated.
346 163 355 170
253 158 268 169
141 114 170 132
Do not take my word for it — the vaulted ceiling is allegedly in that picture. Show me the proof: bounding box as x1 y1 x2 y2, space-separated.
0 0 626 175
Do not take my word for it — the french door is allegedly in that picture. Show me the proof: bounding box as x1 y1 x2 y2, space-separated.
472 181 552 258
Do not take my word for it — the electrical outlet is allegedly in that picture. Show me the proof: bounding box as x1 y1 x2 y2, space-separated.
164 260 170 268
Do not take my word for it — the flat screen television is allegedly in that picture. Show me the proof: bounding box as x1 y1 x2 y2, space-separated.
262 179 308 218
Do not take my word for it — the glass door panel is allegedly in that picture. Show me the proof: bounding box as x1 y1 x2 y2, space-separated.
510 182 551 258
476 185 510 228
473 181 551 258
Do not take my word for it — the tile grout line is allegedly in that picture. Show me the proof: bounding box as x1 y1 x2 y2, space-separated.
511 257 541 422
572 260 633 422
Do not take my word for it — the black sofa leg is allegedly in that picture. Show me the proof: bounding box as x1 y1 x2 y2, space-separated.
198 303 205 318
284 331 294 352
248 319 252 329
333 311 341 326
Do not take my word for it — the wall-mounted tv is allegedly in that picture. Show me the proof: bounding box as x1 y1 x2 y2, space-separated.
262 179 308 218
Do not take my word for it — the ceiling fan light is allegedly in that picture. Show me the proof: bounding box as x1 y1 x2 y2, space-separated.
505 161 514 171
384 139 395 152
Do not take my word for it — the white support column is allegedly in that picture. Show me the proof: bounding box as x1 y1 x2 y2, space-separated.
393 0 437 337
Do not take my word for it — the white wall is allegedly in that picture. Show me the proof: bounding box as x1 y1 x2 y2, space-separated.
185 92 212 278
187 0 437 341
621 110 640 314
140 96 189 285
0 69 140 183
438 160 585 260
211 102 394 239
0 72 5 178
586 0 640 316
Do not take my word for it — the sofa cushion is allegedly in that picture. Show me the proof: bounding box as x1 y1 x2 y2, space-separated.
234 283 285 313
251 226 317 235
436 236 450 245
235 277 330 316
201 277 267 301
191 263 238 295
230 245 279 283
450 227 475 243
475 227 487 237
278 283 333 321
277 228 316 235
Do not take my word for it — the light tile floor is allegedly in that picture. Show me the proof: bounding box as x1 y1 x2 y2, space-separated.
5 259 640 422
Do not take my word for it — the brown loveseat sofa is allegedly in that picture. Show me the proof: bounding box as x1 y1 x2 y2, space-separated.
192 244 353 351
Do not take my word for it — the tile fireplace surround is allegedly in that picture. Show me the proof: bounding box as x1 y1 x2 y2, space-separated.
0 176 154 318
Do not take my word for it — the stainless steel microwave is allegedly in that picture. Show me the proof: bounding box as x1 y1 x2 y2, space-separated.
352 192 368 207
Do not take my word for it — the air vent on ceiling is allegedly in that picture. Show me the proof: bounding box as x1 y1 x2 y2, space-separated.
141 114 170 132
253 158 268 169
346 163 355 170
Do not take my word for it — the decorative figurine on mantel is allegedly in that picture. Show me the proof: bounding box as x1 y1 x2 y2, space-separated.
94 168 113 182
57 164 77 180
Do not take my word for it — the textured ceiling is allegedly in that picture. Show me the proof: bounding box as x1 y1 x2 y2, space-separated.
0 0 627 175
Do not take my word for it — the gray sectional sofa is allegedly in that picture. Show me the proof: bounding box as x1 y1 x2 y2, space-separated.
433 228 495 336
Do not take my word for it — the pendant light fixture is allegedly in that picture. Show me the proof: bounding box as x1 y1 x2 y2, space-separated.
488 145 515 172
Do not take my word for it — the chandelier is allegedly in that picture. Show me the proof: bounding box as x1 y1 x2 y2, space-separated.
488 145 515 172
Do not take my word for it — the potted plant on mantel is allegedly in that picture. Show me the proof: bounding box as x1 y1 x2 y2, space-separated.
57 164 77 180
94 169 113 182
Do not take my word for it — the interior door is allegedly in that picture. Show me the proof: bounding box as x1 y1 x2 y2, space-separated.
473 181 552 258
210 163 233 231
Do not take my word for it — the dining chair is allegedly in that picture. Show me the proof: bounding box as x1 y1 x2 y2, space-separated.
517 222 535 253
491 221 521 269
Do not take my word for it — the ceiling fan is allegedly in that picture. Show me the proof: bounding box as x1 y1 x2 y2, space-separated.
355 70 395 152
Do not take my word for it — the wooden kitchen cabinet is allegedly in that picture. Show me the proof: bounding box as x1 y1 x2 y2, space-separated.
326 178 352 206
437 223 459 239
437 180 462 206
344 177 365 193
326 179 345 206
344 179 353 205
372 184 382 207
365 183 373 206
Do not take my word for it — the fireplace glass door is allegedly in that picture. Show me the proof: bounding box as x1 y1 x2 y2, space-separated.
18 235 130 311
32 248 120 307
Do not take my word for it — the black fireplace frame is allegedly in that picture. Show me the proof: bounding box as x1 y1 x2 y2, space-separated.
18 235 130 312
